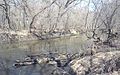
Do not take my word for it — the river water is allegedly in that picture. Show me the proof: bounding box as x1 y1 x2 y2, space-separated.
0 35 90 75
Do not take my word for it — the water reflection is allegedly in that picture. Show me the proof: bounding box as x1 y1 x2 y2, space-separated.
0 35 88 75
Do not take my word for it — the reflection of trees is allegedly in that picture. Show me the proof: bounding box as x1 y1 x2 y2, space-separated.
27 41 40 55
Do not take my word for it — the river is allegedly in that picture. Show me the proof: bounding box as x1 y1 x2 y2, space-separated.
0 35 90 75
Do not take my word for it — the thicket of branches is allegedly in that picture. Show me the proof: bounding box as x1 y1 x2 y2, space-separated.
0 0 120 44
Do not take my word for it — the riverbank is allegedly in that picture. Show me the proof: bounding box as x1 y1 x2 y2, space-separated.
70 51 120 75
12 50 120 75
0 29 80 44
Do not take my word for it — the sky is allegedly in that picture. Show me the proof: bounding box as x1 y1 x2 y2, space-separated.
75 0 95 11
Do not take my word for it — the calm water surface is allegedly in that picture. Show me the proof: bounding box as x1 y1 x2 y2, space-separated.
0 35 89 75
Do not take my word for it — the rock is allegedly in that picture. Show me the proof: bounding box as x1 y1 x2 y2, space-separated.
69 51 120 75
13 51 120 75
14 60 35 67
36 57 49 64
70 56 91 75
